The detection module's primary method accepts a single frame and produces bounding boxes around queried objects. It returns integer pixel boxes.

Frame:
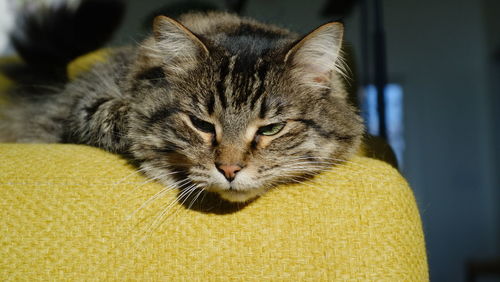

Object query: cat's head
[127,14,364,203]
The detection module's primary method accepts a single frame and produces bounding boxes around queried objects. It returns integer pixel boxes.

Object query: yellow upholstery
[67,48,110,80]
[0,53,428,280]
[0,144,427,280]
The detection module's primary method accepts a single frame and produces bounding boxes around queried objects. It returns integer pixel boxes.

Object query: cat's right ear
[284,22,345,90]
[152,16,209,65]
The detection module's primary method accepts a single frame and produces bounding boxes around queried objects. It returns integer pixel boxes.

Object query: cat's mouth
[181,166,265,203]
[201,182,265,203]
[217,188,263,203]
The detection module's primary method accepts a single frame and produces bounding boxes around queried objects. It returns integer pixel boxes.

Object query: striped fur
[1,12,364,203]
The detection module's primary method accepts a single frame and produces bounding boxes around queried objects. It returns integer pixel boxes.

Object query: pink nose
[216,164,242,182]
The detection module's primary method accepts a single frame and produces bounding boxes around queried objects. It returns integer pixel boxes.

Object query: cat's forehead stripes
[213,54,270,116]
[250,60,269,112]
[258,95,268,119]
[206,91,216,115]
[214,56,233,109]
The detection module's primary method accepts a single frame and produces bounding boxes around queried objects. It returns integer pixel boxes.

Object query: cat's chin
[217,189,262,203]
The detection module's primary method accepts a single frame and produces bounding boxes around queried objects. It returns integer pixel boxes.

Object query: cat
[0,7,364,203]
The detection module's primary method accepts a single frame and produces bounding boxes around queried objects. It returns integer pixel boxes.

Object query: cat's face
[128,15,363,202]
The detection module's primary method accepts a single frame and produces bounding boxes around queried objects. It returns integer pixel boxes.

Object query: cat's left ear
[152,16,209,67]
[285,22,345,89]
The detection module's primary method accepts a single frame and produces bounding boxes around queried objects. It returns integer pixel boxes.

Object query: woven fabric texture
[0,144,428,280]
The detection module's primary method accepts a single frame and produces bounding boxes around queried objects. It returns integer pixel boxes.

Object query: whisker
[187,187,205,210]
[303,156,368,169]
[124,173,166,197]
[113,166,150,186]
[174,185,200,216]
[281,155,366,170]
[126,177,190,220]
[264,173,333,194]
[144,183,197,235]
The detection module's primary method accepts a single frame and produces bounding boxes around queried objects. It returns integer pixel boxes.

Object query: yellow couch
[0,54,428,280]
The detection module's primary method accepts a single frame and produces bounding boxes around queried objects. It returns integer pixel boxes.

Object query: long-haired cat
[0,4,364,203]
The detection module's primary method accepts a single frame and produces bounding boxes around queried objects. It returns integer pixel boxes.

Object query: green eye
[257,122,286,136]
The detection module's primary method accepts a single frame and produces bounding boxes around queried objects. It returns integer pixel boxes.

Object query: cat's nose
[216,163,242,182]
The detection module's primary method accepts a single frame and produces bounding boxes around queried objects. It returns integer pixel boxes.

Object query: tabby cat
[0,11,364,203]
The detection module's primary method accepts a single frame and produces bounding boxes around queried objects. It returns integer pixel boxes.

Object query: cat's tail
[9,0,125,80]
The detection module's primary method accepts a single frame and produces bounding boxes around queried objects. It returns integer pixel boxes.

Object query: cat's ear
[285,22,345,89]
[152,15,209,65]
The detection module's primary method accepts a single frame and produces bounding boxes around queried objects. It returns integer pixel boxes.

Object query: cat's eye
[257,122,286,136]
[189,115,215,134]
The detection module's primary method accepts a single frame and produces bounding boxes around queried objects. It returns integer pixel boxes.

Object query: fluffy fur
[0,12,364,203]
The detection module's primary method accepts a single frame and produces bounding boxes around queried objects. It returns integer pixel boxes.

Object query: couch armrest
[0,144,428,280]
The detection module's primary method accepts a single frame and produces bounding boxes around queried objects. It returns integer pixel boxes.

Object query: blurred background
[0,0,499,281]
